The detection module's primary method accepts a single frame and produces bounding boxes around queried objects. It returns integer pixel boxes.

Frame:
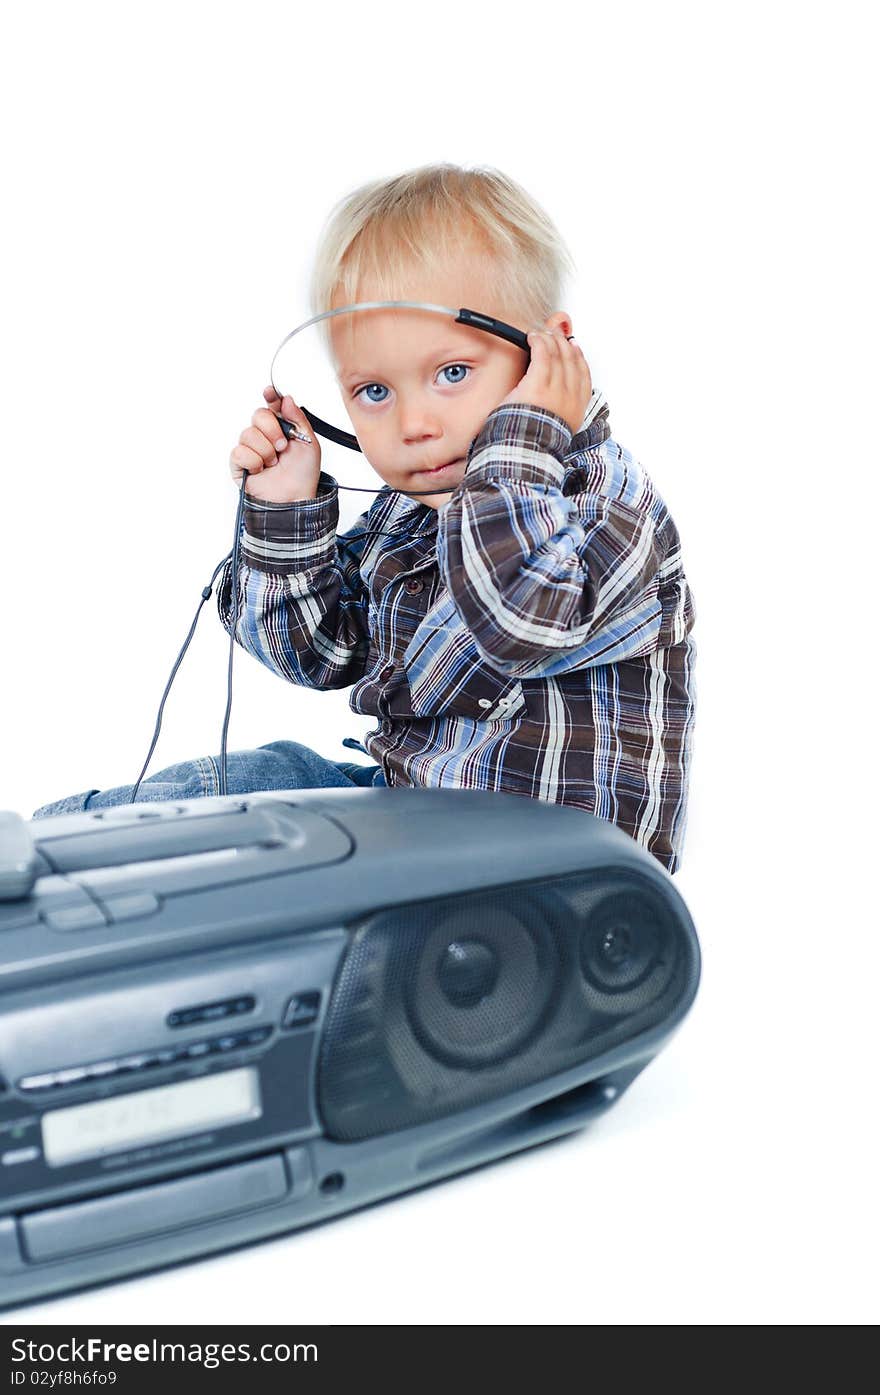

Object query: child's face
[329,261,531,509]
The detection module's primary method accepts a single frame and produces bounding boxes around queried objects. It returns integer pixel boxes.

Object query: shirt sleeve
[436,402,683,680]
[215,472,372,691]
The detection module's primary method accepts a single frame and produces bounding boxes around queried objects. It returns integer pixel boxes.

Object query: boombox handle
[416,1061,650,1178]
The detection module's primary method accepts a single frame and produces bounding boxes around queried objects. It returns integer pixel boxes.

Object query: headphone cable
[131,471,438,804]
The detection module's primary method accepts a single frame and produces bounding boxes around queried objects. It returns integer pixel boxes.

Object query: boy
[32,164,696,875]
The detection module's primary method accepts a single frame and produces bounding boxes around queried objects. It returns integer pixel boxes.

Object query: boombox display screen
[42,1070,262,1168]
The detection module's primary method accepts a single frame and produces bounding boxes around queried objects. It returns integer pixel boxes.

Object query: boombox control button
[117,1055,151,1072]
[54,1068,89,1086]
[102,892,162,924]
[1,1146,40,1167]
[282,992,321,1030]
[240,1027,272,1046]
[19,1073,58,1092]
[167,995,255,1028]
[40,902,109,932]
[17,1028,275,1095]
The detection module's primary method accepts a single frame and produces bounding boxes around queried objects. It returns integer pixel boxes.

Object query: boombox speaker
[0,788,700,1307]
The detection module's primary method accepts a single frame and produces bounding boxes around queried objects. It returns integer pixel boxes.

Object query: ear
[543,310,574,337]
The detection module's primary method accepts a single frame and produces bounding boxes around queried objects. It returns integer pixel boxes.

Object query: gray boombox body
[0,788,700,1308]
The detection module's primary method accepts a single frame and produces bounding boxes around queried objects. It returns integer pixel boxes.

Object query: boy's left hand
[500,325,592,436]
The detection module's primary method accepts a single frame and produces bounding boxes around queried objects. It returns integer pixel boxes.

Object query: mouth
[413,458,464,478]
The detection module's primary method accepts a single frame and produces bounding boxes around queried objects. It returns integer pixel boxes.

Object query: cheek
[354,424,394,475]
[363,418,386,442]
[475,361,524,405]
[500,360,526,394]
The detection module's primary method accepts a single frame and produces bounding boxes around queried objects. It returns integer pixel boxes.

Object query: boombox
[0,788,700,1308]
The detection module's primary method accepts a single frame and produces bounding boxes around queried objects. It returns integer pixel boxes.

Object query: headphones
[130,304,576,802]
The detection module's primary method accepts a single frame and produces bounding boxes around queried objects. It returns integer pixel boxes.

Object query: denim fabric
[30,739,386,819]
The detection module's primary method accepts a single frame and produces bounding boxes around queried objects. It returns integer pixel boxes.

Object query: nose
[398,393,443,446]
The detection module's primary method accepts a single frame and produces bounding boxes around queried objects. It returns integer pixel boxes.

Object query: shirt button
[379,663,395,681]
[404,579,424,594]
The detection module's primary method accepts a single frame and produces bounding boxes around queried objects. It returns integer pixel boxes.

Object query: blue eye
[357,383,389,403]
[354,366,469,403]
[439,364,469,385]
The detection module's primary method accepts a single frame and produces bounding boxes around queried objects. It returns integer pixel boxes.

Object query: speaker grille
[318,869,697,1141]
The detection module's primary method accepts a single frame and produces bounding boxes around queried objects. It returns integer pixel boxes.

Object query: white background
[1,0,876,1325]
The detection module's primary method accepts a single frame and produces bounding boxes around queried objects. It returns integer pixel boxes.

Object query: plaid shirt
[217,395,697,873]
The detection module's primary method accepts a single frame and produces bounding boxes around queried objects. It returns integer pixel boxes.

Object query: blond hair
[309,163,576,330]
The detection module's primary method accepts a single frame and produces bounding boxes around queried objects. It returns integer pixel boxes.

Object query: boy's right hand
[229,387,323,503]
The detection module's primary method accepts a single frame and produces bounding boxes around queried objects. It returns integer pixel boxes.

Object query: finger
[260,390,285,442]
[230,442,269,477]
[526,331,553,386]
[250,407,290,454]
[562,338,592,423]
[279,395,311,427]
[541,328,565,374]
[241,424,280,466]
[558,331,583,394]
[557,323,585,371]
[567,337,592,397]
[574,343,592,398]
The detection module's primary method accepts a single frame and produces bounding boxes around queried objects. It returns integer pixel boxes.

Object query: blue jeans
[30,738,386,819]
